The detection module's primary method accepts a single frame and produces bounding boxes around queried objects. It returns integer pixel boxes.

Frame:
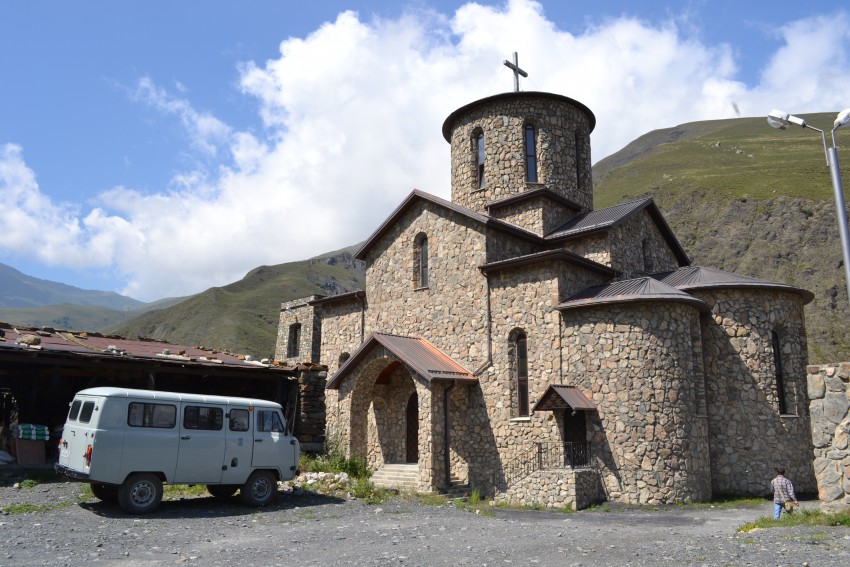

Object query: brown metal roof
[653,266,815,304]
[326,332,475,390]
[309,290,365,306]
[0,324,296,374]
[532,385,597,412]
[545,198,690,266]
[354,189,543,261]
[479,249,618,277]
[556,277,710,313]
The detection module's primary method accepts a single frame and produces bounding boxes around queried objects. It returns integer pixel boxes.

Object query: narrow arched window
[476,132,486,189]
[641,239,652,274]
[287,323,301,358]
[516,333,529,417]
[415,234,429,288]
[772,331,787,414]
[524,124,538,183]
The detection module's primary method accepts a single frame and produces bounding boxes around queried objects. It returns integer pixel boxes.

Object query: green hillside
[592,112,850,364]
[0,297,188,331]
[108,245,365,359]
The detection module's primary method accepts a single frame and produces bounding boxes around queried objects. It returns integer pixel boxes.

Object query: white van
[55,387,300,514]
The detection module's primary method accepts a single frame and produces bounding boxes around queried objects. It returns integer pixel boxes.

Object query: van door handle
[181,436,191,440]
[254,439,263,443]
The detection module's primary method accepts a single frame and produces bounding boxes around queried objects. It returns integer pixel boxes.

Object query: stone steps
[371,463,418,490]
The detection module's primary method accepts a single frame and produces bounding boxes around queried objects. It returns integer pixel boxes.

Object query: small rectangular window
[257,410,285,433]
[68,400,82,421]
[183,406,223,430]
[128,402,177,428]
[229,409,250,432]
[78,401,96,423]
[287,323,301,358]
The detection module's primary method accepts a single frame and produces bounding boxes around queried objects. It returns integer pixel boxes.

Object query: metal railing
[496,441,592,492]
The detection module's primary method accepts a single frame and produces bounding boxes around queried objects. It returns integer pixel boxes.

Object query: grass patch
[738,508,850,533]
[299,438,370,479]
[162,484,208,500]
[411,492,449,506]
[2,502,71,514]
[16,470,60,488]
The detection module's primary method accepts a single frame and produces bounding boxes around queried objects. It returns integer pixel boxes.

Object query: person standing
[771,468,798,519]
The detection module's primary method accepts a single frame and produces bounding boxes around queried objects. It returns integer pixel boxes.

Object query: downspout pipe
[444,380,457,488]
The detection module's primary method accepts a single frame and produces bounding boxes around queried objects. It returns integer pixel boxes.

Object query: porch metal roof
[326,332,475,390]
[532,385,597,413]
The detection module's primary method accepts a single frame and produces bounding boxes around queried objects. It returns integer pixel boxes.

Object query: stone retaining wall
[494,467,603,510]
[807,363,850,512]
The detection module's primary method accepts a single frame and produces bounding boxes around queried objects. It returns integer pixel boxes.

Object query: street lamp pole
[768,108,850,308]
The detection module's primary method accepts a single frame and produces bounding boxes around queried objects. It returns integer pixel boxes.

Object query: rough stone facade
[446,93,594,218]
[274,90,814,508]
[807,363,850,512]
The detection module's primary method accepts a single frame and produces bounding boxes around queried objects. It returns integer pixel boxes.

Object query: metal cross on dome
[503,52,528,92]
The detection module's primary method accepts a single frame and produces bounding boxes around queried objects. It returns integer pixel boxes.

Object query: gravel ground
[1,467,848,567]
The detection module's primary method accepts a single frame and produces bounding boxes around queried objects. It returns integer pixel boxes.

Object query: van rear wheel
[90,483,119,502]
[240,471,277,507]
[207,484,238,499]
[118,473,163,514]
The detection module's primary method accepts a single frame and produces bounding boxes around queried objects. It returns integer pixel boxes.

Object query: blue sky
[1,0,849,301]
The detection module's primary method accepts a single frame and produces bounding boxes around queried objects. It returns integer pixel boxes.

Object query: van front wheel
[90,483,119,502]
[240,471,277,507]
[118,473,163,514]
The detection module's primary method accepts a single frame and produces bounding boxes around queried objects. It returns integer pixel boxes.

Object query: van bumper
[54,463,90,481]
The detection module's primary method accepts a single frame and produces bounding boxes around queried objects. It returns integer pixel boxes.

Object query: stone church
[275,87,817,508]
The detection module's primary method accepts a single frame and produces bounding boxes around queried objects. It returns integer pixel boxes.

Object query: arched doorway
[406,392,418,463]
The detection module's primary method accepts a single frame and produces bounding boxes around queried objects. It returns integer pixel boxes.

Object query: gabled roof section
[556,277,710,312]
[479,249,618,277]
[545,198,690,265]
[532,385,597,413]
[354,189,542,260]
[326,332,475,390]
[486,188,582,215]
[653,266,815,304]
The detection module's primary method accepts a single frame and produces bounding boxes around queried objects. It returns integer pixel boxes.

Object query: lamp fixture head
[767,109,807,129]
[835,108,850,130]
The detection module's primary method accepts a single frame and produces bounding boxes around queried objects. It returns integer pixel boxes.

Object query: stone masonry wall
[609,211,682,278]
[807,363,850,512]
[360,203,490,371]
[561,302,712,504]
[495,468,603,510]
[695,289,816,496]
[489,195,578,237]
[275,296,323,364]
[448,94,594,218]
[316,297,364,374]
[295,370,327,453]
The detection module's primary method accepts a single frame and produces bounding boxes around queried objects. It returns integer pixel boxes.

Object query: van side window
[78,401,96,423]
[183,406,223,430]
[68,400,82,421]
[229,409,250,432]
[257,410,284,433]
[128,402,177,428]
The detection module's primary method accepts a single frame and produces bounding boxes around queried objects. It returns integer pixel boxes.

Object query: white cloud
[2,0,849,301]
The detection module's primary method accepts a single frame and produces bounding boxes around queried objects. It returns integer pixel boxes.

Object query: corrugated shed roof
[653,266,814,304]
[556,277,710,312]
[0,324,297,374]
[532,385,597,412]
[326,332,474,390]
